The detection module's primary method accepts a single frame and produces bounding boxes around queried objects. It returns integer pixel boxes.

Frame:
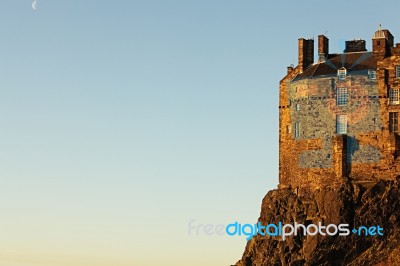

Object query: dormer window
[368,70,377,79]
[338,68,347,80]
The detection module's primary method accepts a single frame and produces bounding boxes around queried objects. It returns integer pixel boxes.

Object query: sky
[0,0,399,265]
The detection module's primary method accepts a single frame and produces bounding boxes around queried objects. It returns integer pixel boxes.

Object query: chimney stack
[318,35,329,62]
[344,40,366,53]
[298,38,314,73]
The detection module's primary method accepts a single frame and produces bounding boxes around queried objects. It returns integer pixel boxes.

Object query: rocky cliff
[235,177,400,266]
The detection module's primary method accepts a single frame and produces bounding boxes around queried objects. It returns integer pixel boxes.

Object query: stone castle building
[279,26,400,192]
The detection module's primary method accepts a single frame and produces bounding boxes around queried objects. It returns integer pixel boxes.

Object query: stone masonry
[279,26,400,194]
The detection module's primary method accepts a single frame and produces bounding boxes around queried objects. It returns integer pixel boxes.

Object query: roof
[373,25,387,39]
[294,51,377,80]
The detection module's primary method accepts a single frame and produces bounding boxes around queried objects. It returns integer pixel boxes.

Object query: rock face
[235,178,400,266]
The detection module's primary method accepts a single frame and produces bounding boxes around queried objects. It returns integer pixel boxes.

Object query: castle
[279,26,400,192]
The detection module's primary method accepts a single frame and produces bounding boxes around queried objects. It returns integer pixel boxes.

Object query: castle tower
[279,27,400,194]
[372,25,393,59]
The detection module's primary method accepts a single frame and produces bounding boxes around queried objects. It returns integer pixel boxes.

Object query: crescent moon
[32,0,38,10]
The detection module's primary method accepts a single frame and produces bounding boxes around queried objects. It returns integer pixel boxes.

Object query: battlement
[279,26,400,193]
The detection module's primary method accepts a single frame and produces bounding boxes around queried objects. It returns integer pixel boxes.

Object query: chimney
[298,38,314,73]
[344,40,367,53]
[318,35,329,62]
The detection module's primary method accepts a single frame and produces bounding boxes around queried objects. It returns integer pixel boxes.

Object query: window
[389,112,398,133]
[296,103,300,111]
[336,115,347,134]
[338,68,347,80]
[287,125,291,134]
[368,70,376,79]
[337,87,348,106]
[294,122,300,138]
[396,66,400,78]
[389,88,400,105]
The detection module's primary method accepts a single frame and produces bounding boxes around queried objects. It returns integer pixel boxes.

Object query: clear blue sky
[0,1,399,265]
